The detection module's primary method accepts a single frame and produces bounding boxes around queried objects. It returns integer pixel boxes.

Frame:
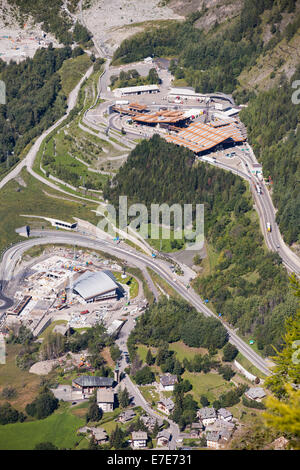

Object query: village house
[190,422,203,438]
[157,430,171,447]
[117,410,136,423]
[72,376,114,398]
[217,408,233,422]
[197,407,217,426]
[140,415,163,431]
[97,389,115,412]
[159,374,178,391]
[157,397,175,415]
[206,431,221,449]
[131,431,148,448]
[245,387,266,402]
[77,426,108,444]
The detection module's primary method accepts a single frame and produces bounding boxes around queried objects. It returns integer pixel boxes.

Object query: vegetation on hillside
[0,45,73,175]
[110,68,161,90]
[112,0,298,97]
[105,136,294,354]
[128,297,228,351]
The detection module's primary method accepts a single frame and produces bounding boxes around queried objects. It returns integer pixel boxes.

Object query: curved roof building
[72,270,118,301]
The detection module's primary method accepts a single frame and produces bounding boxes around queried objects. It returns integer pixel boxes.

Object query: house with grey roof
[140,415,163,431]
[206,431,221,449]
[245,387,266,401]
[157,398,175,415]
[131,431,148,448]
[197,407,217,426]
[217,408,233,422]
[159,374,178,391]
[118,410,136,423]
[157,430,171,447]
[97,389,115,412]
[77,426,108,443]
[72,375,114,397]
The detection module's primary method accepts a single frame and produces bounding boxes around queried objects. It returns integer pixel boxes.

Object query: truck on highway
[266,222,271,232]
[256,184,262,194]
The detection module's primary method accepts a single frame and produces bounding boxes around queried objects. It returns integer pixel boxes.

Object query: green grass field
[0,169,99,254]
[169,341,209,361]
[58,53,93,96]
[112,271,139,299]
[0,404,85,450]
[183,371,233,404]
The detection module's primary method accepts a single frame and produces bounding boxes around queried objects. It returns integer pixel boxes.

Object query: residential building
[77,426,108,444]
[118,410,136,423]
[157,430,171,447]
[97,389,115,412]
[131,431,148,448]
[206,431,221,449]
[217,408,233,422]
[245,387,266,402]
[197,407,217,426]
[140,415,163,431]
[157,398,175,415]
[72,376,114,397]
[190,422,203,438]
[159,374,178,391]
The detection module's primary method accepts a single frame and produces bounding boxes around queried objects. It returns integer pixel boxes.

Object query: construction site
[0,26,59,63]
[3,248,147,338]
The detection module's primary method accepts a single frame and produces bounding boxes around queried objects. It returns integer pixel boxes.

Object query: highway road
[196,152,300,275]
[0,230,272,376]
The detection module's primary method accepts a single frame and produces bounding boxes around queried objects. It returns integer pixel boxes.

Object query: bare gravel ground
[81,0,184,54]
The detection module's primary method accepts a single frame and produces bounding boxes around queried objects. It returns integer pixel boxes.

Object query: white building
[72,270,119,302]
[131,431,148,448]
[217,408,233,422]
[97,389,115,412]
[159,374,178,391]
[113,84,159,97]
[197,407,217,426]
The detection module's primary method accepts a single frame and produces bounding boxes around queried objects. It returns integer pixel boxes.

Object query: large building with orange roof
[165,120,246,154]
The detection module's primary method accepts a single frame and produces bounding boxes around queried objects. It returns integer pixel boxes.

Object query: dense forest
[128,297,228,351]
[105,136,297,354]
[110,68,161,90]
[112,0,298,96]
[0,45,75,175]
[240,67,300,245]
[104,134,247,233]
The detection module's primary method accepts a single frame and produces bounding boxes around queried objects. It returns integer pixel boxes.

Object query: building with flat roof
[113,84,159,97]
[72,270,119,302]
